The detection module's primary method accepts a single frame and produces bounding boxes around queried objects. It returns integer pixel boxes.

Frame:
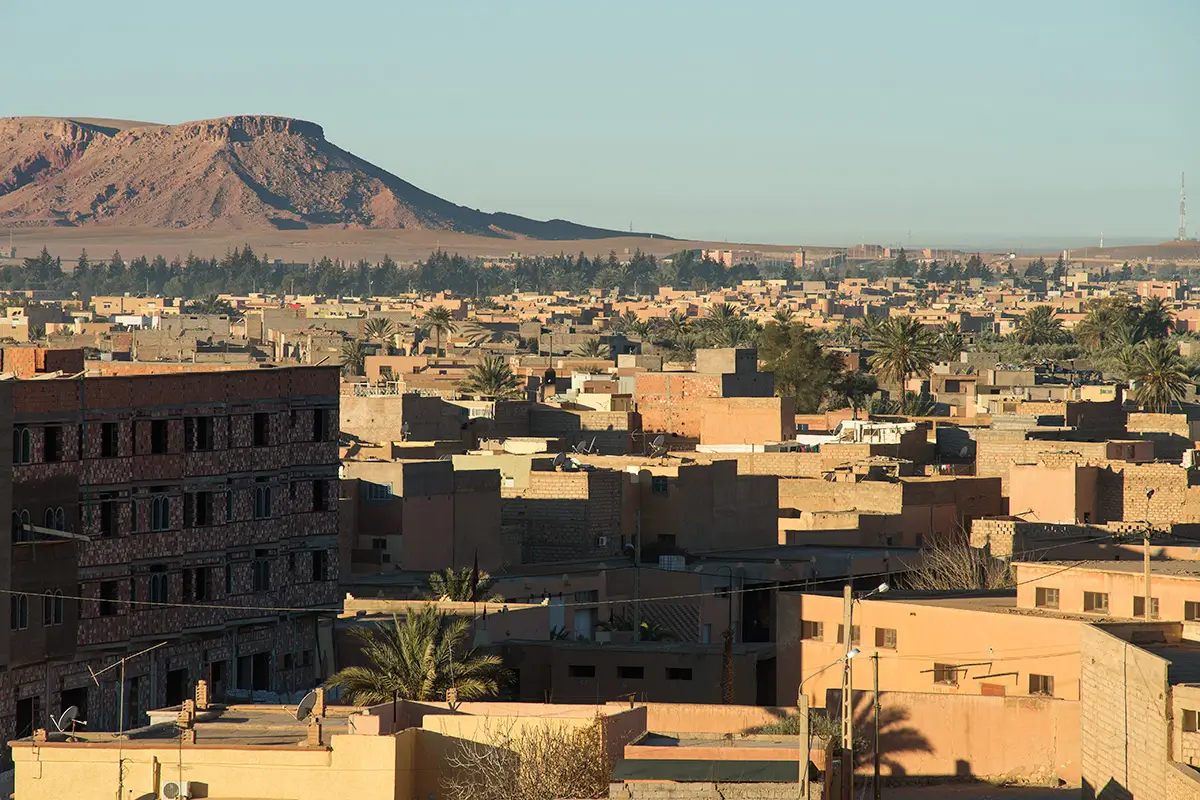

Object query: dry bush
[906,536,1013,591]
[442,717,612,800]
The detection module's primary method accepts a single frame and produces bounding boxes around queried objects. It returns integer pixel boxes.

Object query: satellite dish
[439,453,453,461]
[295,690,319,722]
[52,706,84,732]
[651,434,665,450]
[572,441,589,455]
[552,452,567,470]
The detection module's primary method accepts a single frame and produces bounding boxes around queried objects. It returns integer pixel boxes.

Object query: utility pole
[799,691,810,800]
[873,653,881,800]
[1145,488,1155,619]
[841,584,854,798]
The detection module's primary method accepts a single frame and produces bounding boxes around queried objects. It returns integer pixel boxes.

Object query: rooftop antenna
[552,452,567,471]
[87,641,169,737]
[1176,172,1185,241]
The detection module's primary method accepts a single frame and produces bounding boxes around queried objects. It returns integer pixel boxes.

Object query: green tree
[1013,305,1064,346]
[340,339,368,376]
[1138,296,1174,340]
[832,371,878,420]
[758,321,845,413]
[364,317,397,341]
[1074,297,1136,351]
[422,305,456,357]
[866,317,936,388]
[572,337,611,359]
[325,605,509,704]
[1128,339,1191,413]
[889,248,913,278]
[459,355,525,399]
[936,321,964,363]
[428,567,503,602]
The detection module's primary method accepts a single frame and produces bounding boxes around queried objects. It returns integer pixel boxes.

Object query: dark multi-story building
[0,360,340,747]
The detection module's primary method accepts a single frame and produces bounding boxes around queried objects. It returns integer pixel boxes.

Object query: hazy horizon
[4,1,1197,247]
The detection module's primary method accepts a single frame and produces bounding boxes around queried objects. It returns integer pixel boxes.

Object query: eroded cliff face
[0,115,648,240]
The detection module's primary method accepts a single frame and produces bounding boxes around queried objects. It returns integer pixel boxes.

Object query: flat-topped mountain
[0,115,661,239]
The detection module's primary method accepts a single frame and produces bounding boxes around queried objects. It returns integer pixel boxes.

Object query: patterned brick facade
[0,366,340,755]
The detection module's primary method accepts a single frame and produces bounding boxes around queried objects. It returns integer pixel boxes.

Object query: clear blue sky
[4,0,1197,249]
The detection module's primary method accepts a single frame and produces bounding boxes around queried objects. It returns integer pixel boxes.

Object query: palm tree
[191,294,233,315]
[1139,296,1175,340]
[1013,305,1063,346]
[340,339,368,376]
[1074,297,1134,351]
[1128,339,1191,412]
[771,307,795,326]
[573,337,611,359]
[459,355,525,399]
[428,567,503,602]
[422,306,456,357]
[660,309,690,343]
[364,317,397,341]
[936,321,964,363]
[866,317,937,388]
[325,605,508,704]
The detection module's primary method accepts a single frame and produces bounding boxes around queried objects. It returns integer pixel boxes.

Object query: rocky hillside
[0,115,658,239]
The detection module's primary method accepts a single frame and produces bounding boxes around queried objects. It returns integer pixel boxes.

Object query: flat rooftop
[1017,560,1200,579]
[27,705,359,747]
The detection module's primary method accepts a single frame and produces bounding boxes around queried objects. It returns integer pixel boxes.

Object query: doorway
[58,686,88,729]
[165,668,187,707]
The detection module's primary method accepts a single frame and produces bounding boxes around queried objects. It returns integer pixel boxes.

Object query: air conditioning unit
[161,780,191,800]
[594,536,608,547]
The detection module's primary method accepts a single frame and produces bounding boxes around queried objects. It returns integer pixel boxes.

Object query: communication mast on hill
[1180,172,1188,242]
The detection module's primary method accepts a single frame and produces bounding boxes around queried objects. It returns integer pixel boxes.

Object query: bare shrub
[906,536,1013,591]
[441,717,612,800]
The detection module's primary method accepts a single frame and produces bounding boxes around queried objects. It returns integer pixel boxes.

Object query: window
[1035,587,1059,609]
[618,666,644,680]
[253,413,271,447]
[150,419,169,454]
[252,550,271,592]
[1083,591,1109,614]
[365,481,393,500]
[224,558,234,595]
[283,653,294,670]
[254,483,272,519]
[371,538,386,550]
[44,426,62,462]
[313,479,329,512]
[226,487,235,523]
[187,491,213,527]
[148,568,169,604]
[1184,710,1199,733]
[100,422,119,458]
[933,663,958,685]
[1134,596,1160,620]
[836,624,861,646]
[800,620,824,641]
[568,664,596,678]
[99,499,115,538]
[666,667,693,681]
[1029,674,1054,696]
[13,427,31,464]
[189,567,212,603]
[151,494,170,532]
[651,476,669,494]
[875,627,898,649]
[99,581,119,617]
[10,594,28,630]
[1187,602,1200,622]
[185,416,215,452]
[42,591,64,627]
[313,408,329,442]
[311,550,328,582]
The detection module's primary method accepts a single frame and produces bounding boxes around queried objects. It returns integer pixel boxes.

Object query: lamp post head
[876,582,890,594]
[845,648,861,661]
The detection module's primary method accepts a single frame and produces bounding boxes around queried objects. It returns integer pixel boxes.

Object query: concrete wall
[698,397,795,446]
[1080,625,1171,799]
[11,732,411,800]
[833,688,1080,785]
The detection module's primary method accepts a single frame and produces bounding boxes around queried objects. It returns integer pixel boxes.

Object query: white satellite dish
[52,705,85,732]
[295,690,319,722]
[651,434,665,450]
[552,452,567,470]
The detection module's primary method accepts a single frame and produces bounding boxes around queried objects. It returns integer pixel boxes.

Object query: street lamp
[840,581,889,797]
[798,649,859,800]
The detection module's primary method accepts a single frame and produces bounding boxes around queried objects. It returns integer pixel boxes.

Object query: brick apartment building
[1,362,340,747]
